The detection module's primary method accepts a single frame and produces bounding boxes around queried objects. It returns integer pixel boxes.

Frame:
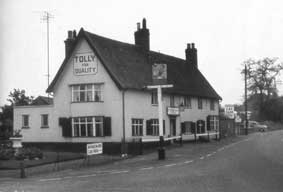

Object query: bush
[15,147,43,160]
[0,148,14,160]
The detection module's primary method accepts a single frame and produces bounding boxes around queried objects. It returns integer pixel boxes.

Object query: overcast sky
[1,0,283,106]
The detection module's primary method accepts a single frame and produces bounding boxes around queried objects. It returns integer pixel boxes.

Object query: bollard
[20,161,26,178]
[180,134,183,146]
[139,138,143,155]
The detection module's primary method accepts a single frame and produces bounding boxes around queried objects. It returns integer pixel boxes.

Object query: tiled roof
[31,96,53,105]
[47,29,221,100]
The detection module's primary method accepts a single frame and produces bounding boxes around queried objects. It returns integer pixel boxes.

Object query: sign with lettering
[86,143,103,156]
[73,53,98,75]
[167,107,180,116]
[152,63,167,85]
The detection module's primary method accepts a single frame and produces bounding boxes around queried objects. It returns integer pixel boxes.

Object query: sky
[1,0,283,106]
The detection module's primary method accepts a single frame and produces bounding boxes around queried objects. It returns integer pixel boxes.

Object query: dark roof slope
[31,96,53,105]
[47,29,221,100]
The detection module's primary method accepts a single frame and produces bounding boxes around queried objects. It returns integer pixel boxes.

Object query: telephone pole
[245,64,248,135]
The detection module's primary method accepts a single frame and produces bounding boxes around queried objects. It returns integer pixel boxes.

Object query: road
[1,130,283,192]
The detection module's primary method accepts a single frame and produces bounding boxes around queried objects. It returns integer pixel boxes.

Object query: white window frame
[72,116,103,137]
[132,119,143,136]
[41,114,49,128]
[151,119,159,136]
[198,98,203,109]
[210,100,215,111]
[22,115,29,128]
[151,91,158,105]
[209,116,219,132]
[71,84,103,102]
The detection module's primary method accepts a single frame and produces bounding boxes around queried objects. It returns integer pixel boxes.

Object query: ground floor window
[22,115,29,128]
[132,119,143,136]
[196,120,206,134]
[207,115,219,131]
[181,121,196,134]
[41,114,49,128]
[146,119,165,136]
[70,116,111,137]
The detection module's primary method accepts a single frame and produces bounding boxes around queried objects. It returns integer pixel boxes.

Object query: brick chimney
[134,18,150,50]
[185,43,198,68]
[64,30,77,57]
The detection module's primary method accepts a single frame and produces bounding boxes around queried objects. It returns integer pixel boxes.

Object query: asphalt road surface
[1,130,283,192]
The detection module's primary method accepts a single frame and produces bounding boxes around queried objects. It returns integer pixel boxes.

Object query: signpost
[147,63,173,160]
[87,143,103,156]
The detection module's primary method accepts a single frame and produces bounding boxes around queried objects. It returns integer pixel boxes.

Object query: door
[170,118,176,136]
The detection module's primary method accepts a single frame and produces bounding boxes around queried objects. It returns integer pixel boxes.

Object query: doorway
[170,118,176,136]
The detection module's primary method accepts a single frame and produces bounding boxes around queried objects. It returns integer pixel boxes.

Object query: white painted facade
[14,37,220,144]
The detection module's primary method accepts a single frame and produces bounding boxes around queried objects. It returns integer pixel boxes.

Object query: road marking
[77,174,96,178]
[218,147,225,151]
[139,167,153,170]
[164,163,177,167]
[184,160,193,164]
[206,154,212,157]
[63,176,73,179]
[200,156,205,160]
[110,170,129,174]
[39,178,62,182]
[212,151,217,154]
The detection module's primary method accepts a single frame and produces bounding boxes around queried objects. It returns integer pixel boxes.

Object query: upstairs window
[41,114,49,128]
[22,115,29,128]
[210,100,215,111]
[198,98,203,109]
[151,91,158,105]
[72,84,103,102]
[184,96,192,108]
[170,95,175,107]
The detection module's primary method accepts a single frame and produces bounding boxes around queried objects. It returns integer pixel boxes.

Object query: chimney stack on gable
[64,30,77,58]
[134,18,150,50]
[185,43,198,68]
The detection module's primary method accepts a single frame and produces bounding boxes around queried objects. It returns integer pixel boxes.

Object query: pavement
[1,131,283,192]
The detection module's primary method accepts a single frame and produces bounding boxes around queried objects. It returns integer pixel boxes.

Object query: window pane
[87,90,92,101]
[22,115,29,127]
[87,124,93,136]
[41,115,48,127]
[73,91,80,102]
[74,124,80,136]
[81,124,86,136]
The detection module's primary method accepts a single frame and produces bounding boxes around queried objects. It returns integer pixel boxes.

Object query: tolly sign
[73,53,98,75]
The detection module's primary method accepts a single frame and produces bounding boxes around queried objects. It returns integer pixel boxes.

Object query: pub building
[13,19,221,154]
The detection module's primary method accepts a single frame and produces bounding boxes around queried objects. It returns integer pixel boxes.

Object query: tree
[241,58,283,120]
[7,89,34,106]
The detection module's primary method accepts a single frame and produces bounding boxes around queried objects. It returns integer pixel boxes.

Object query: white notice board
[86,143,103,156]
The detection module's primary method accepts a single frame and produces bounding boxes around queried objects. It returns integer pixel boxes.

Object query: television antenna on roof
[40,11,54,98]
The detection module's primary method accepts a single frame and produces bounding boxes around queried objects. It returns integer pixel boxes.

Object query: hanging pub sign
[152,63,167,85]
[73,53,98,75]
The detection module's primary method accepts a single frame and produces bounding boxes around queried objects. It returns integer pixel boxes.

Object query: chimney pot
[68,30,73,39]
[137,23,141,30]
[187,43,191,49]
[142,18,147,29]
[192,43,195,49]
[73,30,77,38]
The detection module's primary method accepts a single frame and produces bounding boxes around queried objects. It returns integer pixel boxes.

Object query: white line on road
[110,170,129,174]
[184,160,193,164]
[39,178,62,182]
[164,163,177,167]
[77,174,97,178]
[200,156,205,160]
[206,154,212,157]
[139,167,153,170]
[63,176,73,179]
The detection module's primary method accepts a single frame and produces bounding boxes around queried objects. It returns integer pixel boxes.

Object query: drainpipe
[122,90,126,156]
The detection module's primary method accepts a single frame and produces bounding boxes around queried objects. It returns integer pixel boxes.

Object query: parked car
[250,121,268,132]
